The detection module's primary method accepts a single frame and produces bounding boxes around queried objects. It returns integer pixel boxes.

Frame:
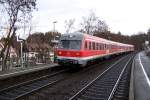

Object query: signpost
[17,36,24,67]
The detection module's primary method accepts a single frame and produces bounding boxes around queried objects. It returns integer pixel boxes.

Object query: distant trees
[27,31,61,46]
[94,31,129,43]
[80,11,97,35]
[27,32,45,44]
[80,10,109,35]
[130,32,146,50]
[0,0,37,71]
[95,20,109,33]
[44,31,61,46]
[147,28,150,43]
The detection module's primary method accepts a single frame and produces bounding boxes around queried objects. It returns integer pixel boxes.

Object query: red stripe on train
[56,49,122,57]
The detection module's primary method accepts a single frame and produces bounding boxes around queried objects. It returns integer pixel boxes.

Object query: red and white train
[56,32,134,67]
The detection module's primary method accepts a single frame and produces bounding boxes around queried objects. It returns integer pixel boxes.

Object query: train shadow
[65,65,83,73]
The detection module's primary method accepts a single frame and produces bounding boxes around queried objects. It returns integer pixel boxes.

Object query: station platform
[130,51,150,100]
[0,63,58,80]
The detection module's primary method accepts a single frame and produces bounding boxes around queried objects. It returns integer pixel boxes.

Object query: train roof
[84,33,133,47]
[61,32,134,47]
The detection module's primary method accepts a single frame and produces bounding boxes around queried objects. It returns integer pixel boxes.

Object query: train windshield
[59,40,81,50]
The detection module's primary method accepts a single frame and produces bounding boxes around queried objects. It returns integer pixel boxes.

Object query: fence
[0,54,54,71]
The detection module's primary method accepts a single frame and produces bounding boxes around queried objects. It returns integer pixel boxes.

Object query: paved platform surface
[0,63,58,80]
[130,51,150,100]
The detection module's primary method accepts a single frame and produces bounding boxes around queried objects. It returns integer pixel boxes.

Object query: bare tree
[80,11,98,35]
[95,20,109,33]
[64,19,75,33]
[0,0,37,71]
[79,10,109,35]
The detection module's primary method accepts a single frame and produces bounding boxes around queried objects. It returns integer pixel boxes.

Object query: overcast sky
[30,0,150,36]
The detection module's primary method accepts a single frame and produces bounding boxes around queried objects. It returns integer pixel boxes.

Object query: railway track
[0,54,134,100]
[112,59,132,100]
[69,54,134,100]
[23,54,126,100]
[0,69,69,100]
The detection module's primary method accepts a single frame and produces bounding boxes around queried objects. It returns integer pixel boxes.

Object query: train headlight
[76,52,80,56]
[58,51,62,55]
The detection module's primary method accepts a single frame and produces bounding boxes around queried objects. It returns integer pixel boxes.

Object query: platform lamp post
[53,21,57,40]
[17,36,24,67]
[52,21,57,63]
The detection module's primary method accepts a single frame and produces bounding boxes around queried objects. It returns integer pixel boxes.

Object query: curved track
[69,54,134,100]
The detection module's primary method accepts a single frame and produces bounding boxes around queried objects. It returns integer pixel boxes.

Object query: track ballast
[69,54,134,100]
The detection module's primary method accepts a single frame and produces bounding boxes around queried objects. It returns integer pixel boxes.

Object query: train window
[60,40,81,50]
[103,44,105,50]
[93,42,95,50]
[112,45,114,49]
[89,42,92,50]
[107,44,109,49]
[104,44,106,50]
[106,44,108,49]
[105,44,107,49]
[99,43,101,50]
[101,43,103,50]
[103,44,104,50]
[98,43,100,50]
[101,43,104,50]
[85,41,88,50]
[96,43,99,50]
[108,45,110,49]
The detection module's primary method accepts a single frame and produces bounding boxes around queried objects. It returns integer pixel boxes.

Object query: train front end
[56,32,86,67]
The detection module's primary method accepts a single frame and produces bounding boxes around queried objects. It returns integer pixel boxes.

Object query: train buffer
[0,63,58,80]
[130,51,150,100]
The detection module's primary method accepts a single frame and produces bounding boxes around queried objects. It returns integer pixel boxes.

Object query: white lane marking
[0,64,56,77]
[139,53,150,86]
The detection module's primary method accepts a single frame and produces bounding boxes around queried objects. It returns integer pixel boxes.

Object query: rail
[69,54,134,100]
[0,69,68,100]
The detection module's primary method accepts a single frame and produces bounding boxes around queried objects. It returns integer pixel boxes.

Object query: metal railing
[0,55,54,71]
